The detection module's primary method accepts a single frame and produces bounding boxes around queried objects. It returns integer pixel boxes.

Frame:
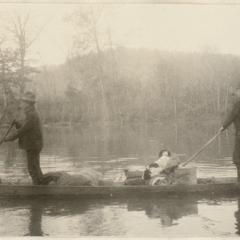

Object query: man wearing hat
[3,91,55,185]
[220,85,240,182]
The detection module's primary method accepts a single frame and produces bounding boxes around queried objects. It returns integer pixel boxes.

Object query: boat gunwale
[0,177,239,198]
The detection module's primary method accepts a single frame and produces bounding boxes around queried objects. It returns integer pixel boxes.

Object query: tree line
[34,48,240,125]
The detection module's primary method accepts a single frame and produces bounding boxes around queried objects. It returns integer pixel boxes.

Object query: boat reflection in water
[127,197,198,227]
[0,196,198,236]
[0,198,98,236]
[3,196,240,236]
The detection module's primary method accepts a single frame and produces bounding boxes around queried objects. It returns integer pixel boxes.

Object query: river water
[0,122,239,236]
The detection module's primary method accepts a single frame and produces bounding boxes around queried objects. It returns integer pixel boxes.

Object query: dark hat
[21,91,36,103]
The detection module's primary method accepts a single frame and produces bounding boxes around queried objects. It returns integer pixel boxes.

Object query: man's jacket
[7,107,43,150]
[223,100,240,135]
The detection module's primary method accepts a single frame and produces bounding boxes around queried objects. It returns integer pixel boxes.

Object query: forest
[0,8,240,127]
[34,48,240,126]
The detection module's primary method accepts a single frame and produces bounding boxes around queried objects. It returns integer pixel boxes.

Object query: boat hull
[0,178,240,198]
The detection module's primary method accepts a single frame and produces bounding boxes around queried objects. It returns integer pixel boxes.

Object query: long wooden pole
[0,121,15,146]
[181,129,222,167]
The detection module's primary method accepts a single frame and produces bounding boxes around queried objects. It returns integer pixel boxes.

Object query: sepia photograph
[1,0,240,237]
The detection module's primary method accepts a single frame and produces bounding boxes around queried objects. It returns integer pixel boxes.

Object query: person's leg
[143,168,151,180]
[26,150,43,185]
[237,166,240,182]
[233,137,240,182]
[40,174,57,185]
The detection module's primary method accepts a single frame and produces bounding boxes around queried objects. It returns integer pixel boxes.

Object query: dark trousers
[237,166,240,183]
[26,149,54,185]
[233,137,240,182]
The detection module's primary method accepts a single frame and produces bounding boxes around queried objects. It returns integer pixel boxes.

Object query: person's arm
[4,114,35,141]
[221,102,240,131]
[149,163,159,168]
[14,120,23,129]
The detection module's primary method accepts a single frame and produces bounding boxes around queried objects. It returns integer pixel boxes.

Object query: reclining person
[143,149,171,180]
[143,149,180,185]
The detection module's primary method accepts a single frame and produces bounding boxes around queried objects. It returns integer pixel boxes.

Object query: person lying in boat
[143,149,171,180]
[124,149,181,185]
[143,149,180,185]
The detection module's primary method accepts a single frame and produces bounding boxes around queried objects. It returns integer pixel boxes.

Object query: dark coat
[223,100,240,165]
[6,107,43,151]
[223,100,240,134]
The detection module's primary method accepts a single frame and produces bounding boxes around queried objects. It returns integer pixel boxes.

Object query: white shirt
[155,156,170,169]
[150,156,170,177]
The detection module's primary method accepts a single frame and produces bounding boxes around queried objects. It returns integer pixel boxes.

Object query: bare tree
[0,12,48,125]
[68,6,110,122]
[0,37,19,124]
[6,13,48,93]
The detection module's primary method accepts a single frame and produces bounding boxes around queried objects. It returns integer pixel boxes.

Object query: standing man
[3,91,55,185]
[220,86,240,182]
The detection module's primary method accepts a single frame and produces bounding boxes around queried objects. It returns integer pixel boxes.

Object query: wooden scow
[0,177,239,198]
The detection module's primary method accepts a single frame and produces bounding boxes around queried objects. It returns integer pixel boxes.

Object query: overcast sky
[1,3,240,65]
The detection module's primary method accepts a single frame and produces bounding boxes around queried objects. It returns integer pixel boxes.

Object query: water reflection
[0,198,97,236]
[0,197,199,236]
[26,202,44,236]
[235,198,240,235]
[127,197,198,227]
[2,196,240,236]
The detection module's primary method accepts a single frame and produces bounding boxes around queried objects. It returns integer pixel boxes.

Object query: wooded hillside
[32,48,240,125]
